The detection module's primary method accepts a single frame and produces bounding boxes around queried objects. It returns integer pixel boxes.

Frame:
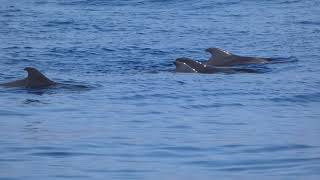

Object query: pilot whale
[205,48,271,66]
[0,67,57,88]
[175,58,258,74]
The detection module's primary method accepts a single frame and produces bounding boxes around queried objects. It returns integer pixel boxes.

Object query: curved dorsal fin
[24,67,56,88]
[205,48,234,66]
[206,48,232,58]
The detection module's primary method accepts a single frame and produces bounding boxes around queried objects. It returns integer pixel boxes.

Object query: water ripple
[0,0,319,179]
[30,151,105,158]
[231,144,315,154]
[297,21,320,26]
[271,92,320,103]
[187,157,320,172]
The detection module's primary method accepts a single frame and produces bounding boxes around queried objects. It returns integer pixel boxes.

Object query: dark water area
[0,0,320,179]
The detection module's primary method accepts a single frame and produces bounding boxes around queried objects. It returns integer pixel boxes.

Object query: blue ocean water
[0,0,320,179]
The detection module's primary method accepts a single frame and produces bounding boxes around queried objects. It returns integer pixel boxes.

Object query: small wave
[271,92,320,103]
[101,47,116,52]
[219,163,299,172]
[3,146,65,153]
[86,169,153,173]
[0,109,31,117]
[201,121,247,126]
[215,0,241,6]
[44,19,76,27]
[166,125,192,129]
[278,0,302,4]
[46,47,94,58]
[183,103,244,109]
[238,144,315,154]
[191,0,241,10]
[160,146,209,152]
[0,6,22,14]
[145,150,194,158]
[22,99,48,105]
[296,21,320,26]
[0,158,26,162]
[2,46,20,50]
[187,156,320,172]
[54,175,90,178]
[57,0,143,7]
[56,0,87,6]
[30,151,104,158]
[34,1,49,5]
[57,82,93,90]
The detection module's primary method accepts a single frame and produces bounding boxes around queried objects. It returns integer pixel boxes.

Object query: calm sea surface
[0,0,320,179]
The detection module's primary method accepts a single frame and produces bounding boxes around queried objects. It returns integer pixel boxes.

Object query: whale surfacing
[175,58,258,74]
[0,67,56,88]
[205,48,271,66]
[174,58,204,73]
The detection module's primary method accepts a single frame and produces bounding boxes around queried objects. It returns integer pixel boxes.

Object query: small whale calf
[175,57,258,74]
[0,67,56,88]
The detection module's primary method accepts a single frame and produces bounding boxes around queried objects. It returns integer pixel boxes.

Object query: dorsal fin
[205,48,234,66]
[24,67,56,88]
[206,48,232,58]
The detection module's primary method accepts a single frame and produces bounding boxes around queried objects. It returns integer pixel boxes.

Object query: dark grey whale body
[174,47,275,73]
[0,67,56,88]
[174,58,258,74]
[205,48,271,66]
